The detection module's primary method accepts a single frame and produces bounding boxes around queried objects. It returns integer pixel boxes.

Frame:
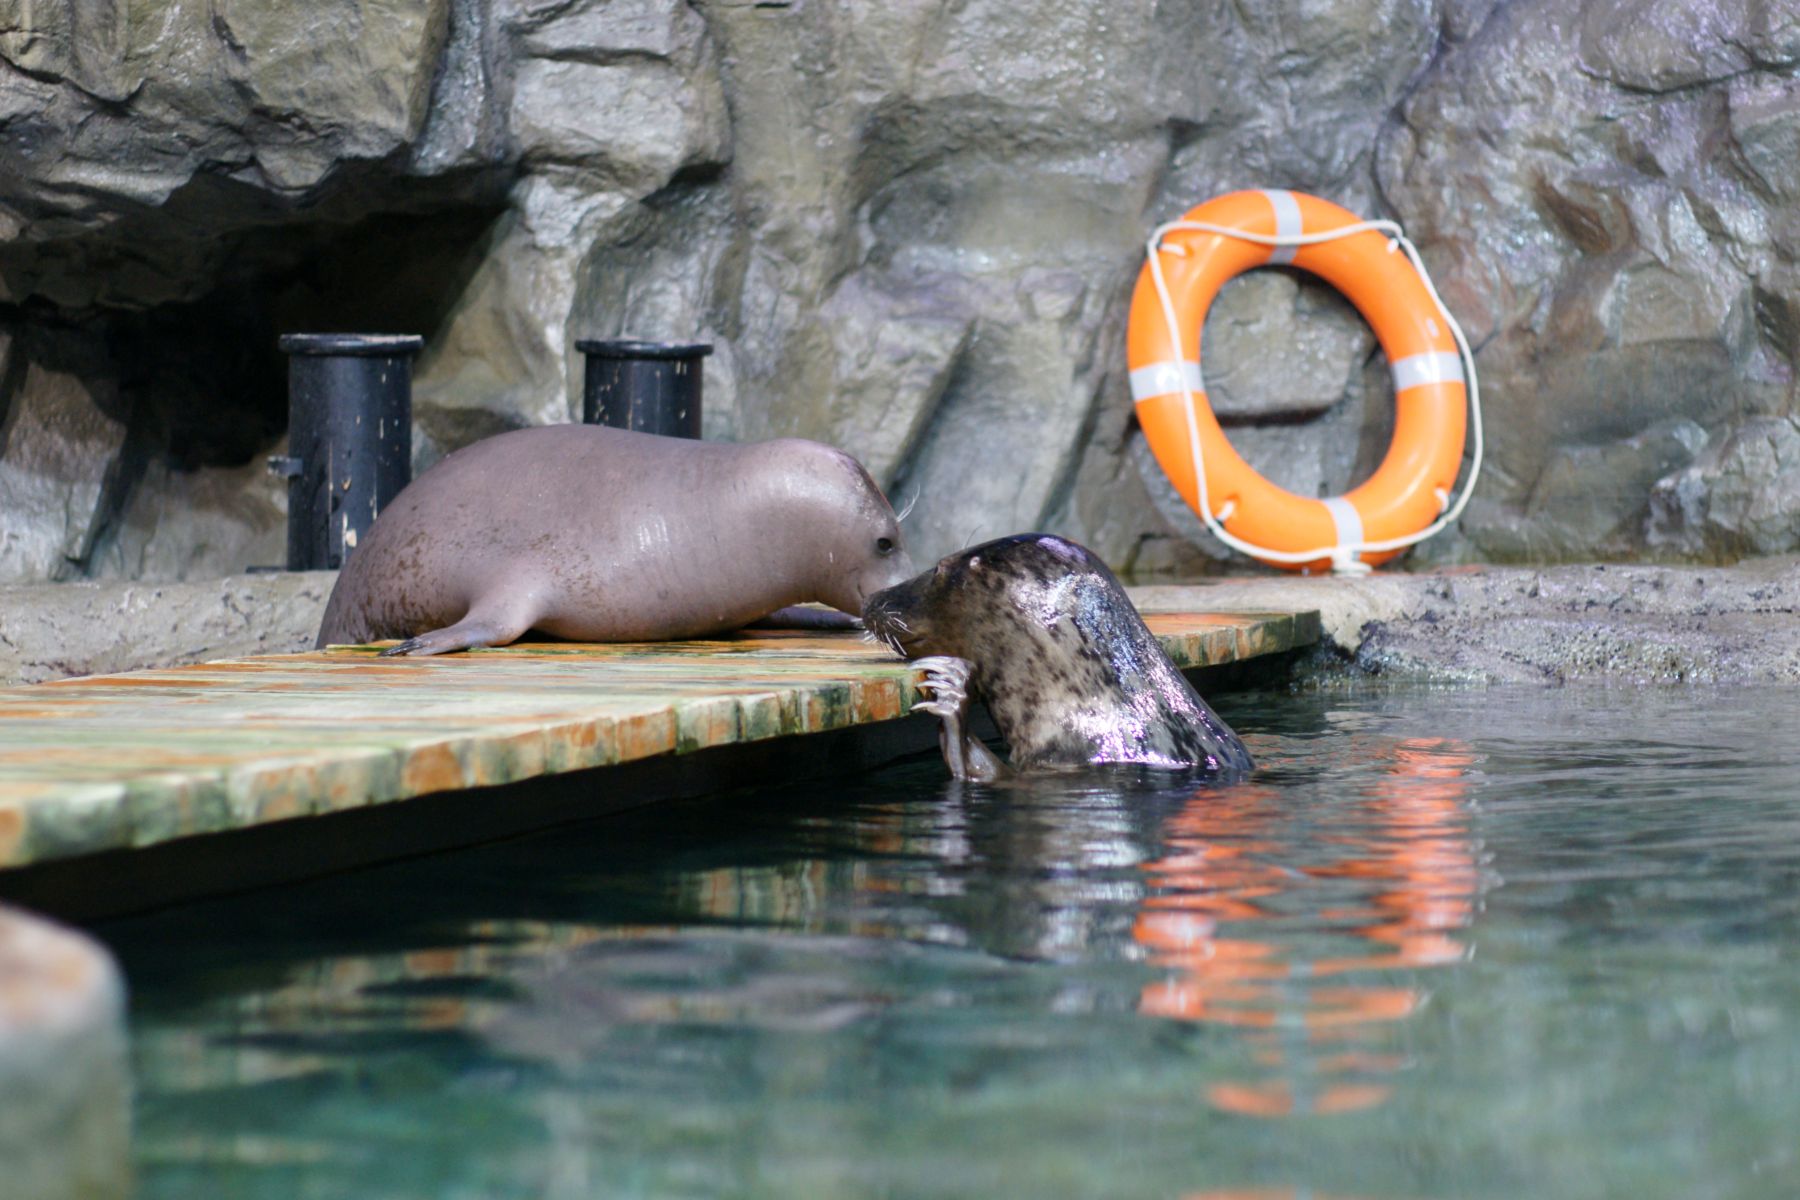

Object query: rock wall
[2,0,1797,583]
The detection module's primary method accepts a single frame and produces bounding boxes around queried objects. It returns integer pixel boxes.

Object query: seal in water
[316,424,916,654]
[861,533,1253,782]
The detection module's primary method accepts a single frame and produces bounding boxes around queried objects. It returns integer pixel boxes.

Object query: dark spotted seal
[316,424,915,655]
[861,533,1253,782]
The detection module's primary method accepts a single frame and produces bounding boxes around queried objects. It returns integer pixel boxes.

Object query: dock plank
[0,611,1317,872]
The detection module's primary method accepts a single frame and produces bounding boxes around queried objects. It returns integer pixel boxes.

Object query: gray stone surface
[1379,0,1800,565]
[3,0,1800,580]
[1135,557,1800,685]
[0,904,130,1200]
[0,0,461,306]
[0,572,332,685]
[0,357,124,581]
[1647,416,1800,559]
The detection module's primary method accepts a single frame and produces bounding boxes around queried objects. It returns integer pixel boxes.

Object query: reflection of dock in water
[1137,738,1484,1117]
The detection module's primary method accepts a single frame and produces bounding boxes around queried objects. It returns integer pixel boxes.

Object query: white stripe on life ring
[1390,350,1465,393]
[1129,359,1205,402]
[1322,495,1364,552]
[1261,189,1302,266]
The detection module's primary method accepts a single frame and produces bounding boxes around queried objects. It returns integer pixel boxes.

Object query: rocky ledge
[0,572,332,685]
[1136,558,1800,686]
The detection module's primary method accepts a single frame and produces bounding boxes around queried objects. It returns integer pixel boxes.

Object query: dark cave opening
[0,200,507,578]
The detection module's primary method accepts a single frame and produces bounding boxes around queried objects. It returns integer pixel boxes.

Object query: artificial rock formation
[3,0,1800,584]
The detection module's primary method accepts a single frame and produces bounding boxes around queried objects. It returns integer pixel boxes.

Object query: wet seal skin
[316,424,915,655]
[863,533,1253,783]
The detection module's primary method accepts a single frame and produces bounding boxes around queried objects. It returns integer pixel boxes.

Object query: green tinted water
[106,687,1800,1199]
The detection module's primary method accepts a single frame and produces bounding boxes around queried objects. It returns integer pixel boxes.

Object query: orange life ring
[1126,189,1468,571]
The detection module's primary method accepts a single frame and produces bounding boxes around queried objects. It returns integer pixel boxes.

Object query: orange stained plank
[0,803,20,863]
[0,612,1315,870]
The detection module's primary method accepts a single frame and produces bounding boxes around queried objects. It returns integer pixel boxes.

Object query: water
[104,687,1800,1199]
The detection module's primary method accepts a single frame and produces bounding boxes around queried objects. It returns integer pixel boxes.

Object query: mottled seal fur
[862,533,1253,781]
[316,424,915,654]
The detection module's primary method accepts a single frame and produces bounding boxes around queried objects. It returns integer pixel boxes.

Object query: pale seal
[861,533,1253,782]
[316,424,915,654]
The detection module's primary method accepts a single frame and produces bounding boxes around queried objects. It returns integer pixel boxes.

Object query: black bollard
[576,339,711,438]
[271,333,421,572]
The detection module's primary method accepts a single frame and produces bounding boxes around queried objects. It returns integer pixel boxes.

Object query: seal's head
[764,439,915,616]
[864,532,1253,777]
[861,532,1110,664]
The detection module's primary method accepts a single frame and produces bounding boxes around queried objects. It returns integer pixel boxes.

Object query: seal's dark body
[864,534,1252,778]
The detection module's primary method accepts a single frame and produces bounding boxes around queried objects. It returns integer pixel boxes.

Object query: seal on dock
[315,424,915,654]
[861,533,1253,782]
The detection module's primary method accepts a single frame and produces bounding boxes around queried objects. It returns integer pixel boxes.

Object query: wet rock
[1201,272,1376,421]
[1578,0,1800,93]
[0,359,125,583]
[0,571,333,685]
[1647,416,1800,558]
[1470,418,1710,560]
[92,457,289,581]
[413,0,729,442]
[1380,0,1792,567]
[809,272,973,485]
[1132,556,1800,685]
[0,0,506,581]
[413,178,637,447]
[506,0,727,184]
[0,905,131,1200]
[1355,609,1800,685]
[0,322,294,584]
[0,0,463,308]
[8,0,1800,583]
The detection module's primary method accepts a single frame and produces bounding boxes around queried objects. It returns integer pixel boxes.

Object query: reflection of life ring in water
[1127,189,1478,572]
[1134,737,1480,1117]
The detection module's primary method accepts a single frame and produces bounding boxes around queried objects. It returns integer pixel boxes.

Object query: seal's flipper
[379,598,538,657]
[746,605,862,631]
[912,656,1006,783]
[938,719,1006,784]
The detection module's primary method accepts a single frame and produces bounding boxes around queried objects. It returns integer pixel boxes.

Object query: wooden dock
[0,608,1318,917]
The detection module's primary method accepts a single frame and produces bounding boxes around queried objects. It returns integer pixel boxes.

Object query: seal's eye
[876,536,896,556]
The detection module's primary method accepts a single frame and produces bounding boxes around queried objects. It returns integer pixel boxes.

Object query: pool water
[105,687,1800,1199]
